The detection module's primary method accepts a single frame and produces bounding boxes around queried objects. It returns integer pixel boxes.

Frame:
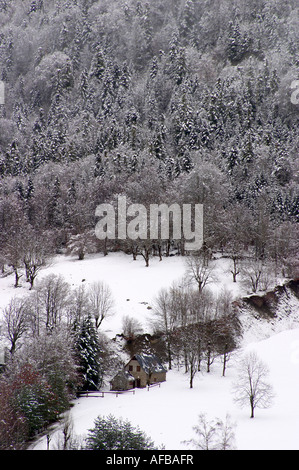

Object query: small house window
[129,365,133,371]
[137,366,141,372]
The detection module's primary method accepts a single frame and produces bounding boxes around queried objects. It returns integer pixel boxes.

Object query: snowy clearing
[0,251,245,336]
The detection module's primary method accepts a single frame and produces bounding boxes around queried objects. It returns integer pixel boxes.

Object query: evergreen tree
[89,45,106,81]
[76,315,102,391]
[227,20,251,64]
[179,0,197,45]
[85,414,156,450]
[48,176,64,228]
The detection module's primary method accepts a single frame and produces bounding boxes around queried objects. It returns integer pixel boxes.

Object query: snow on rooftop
[134,353,167,374]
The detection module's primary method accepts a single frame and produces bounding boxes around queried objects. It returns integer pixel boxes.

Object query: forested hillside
[0,0,298,268]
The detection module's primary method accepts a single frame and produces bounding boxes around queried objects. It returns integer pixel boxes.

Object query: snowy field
[0,252,299,450]
[0,251,244,337]
[30,328,299,451]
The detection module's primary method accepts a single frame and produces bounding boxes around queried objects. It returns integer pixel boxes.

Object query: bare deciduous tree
[88,281,114,329]
[23,229,50,290]
[31,274,71,333]
[225,203,254,282]
[2,297,29,354]
[152,287,177,370]
[241,257,276,293]
[51,413,84,450]
[0,196,28,288]
[233,351,274,418]
[67,284,90,327]
[4,232,25,288]
[185,252,214,292]
[241,258,263,293]
[183,413,236,450]
[122,315,143,341]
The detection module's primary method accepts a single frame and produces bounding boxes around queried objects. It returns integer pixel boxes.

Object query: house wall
[124,359,166,388]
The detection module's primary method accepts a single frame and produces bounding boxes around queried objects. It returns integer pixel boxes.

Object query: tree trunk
[141,247,150,267]
[206,344,211,373]
[158,244,162,261]
[250,396,255,418]
[222,352,227,377]
[222,345,228,377]
[166,240,170,257]
[231,256,239,282]
[78,247,85,260]
[103,238,108,256]
[132,248,137,260]
[167,340,172,370]
[189,363,194,388]
[13,266,21,288]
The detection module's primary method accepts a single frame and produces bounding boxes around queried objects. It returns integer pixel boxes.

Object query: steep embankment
[237,279,299,345]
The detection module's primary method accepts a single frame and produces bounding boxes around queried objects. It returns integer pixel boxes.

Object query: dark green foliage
[13,364,61,438]
[16,382,58,436]
[227,21,252,64]
[76,315,102,391]
[85,414,156,450]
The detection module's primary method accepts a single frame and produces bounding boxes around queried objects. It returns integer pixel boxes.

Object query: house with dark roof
[110,353,167,390]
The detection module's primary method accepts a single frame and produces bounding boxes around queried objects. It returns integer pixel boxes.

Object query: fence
[78,382,162,398]
[77,389,136,398]
[146,382,161,390]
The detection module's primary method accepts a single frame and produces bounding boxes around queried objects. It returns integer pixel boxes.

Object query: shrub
[13,364,60,437]
[85,414,156,450]
[0,381,28,450]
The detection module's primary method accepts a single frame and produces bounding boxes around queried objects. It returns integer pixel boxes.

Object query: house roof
[132,353,167,374]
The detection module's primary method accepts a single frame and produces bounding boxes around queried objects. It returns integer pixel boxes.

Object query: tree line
[0,156,298,283]
[0,0,298,276]
[0,273,119,449]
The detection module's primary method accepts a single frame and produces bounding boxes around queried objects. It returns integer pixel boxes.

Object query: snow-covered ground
[30,328,299,451]
[1,252,299,450]
[0,251,246,334]
[0,251,245,337]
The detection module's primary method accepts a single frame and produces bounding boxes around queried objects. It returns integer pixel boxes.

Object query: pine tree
[167,34,187,86]
[48,176,63,227]
[89,45,106,80]
[85,414,156,450]
[77,315,102,391]
[227,21,251,64]
[179,0,196,45]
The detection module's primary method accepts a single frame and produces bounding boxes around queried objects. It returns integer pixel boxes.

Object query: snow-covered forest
[0,0,298,451]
